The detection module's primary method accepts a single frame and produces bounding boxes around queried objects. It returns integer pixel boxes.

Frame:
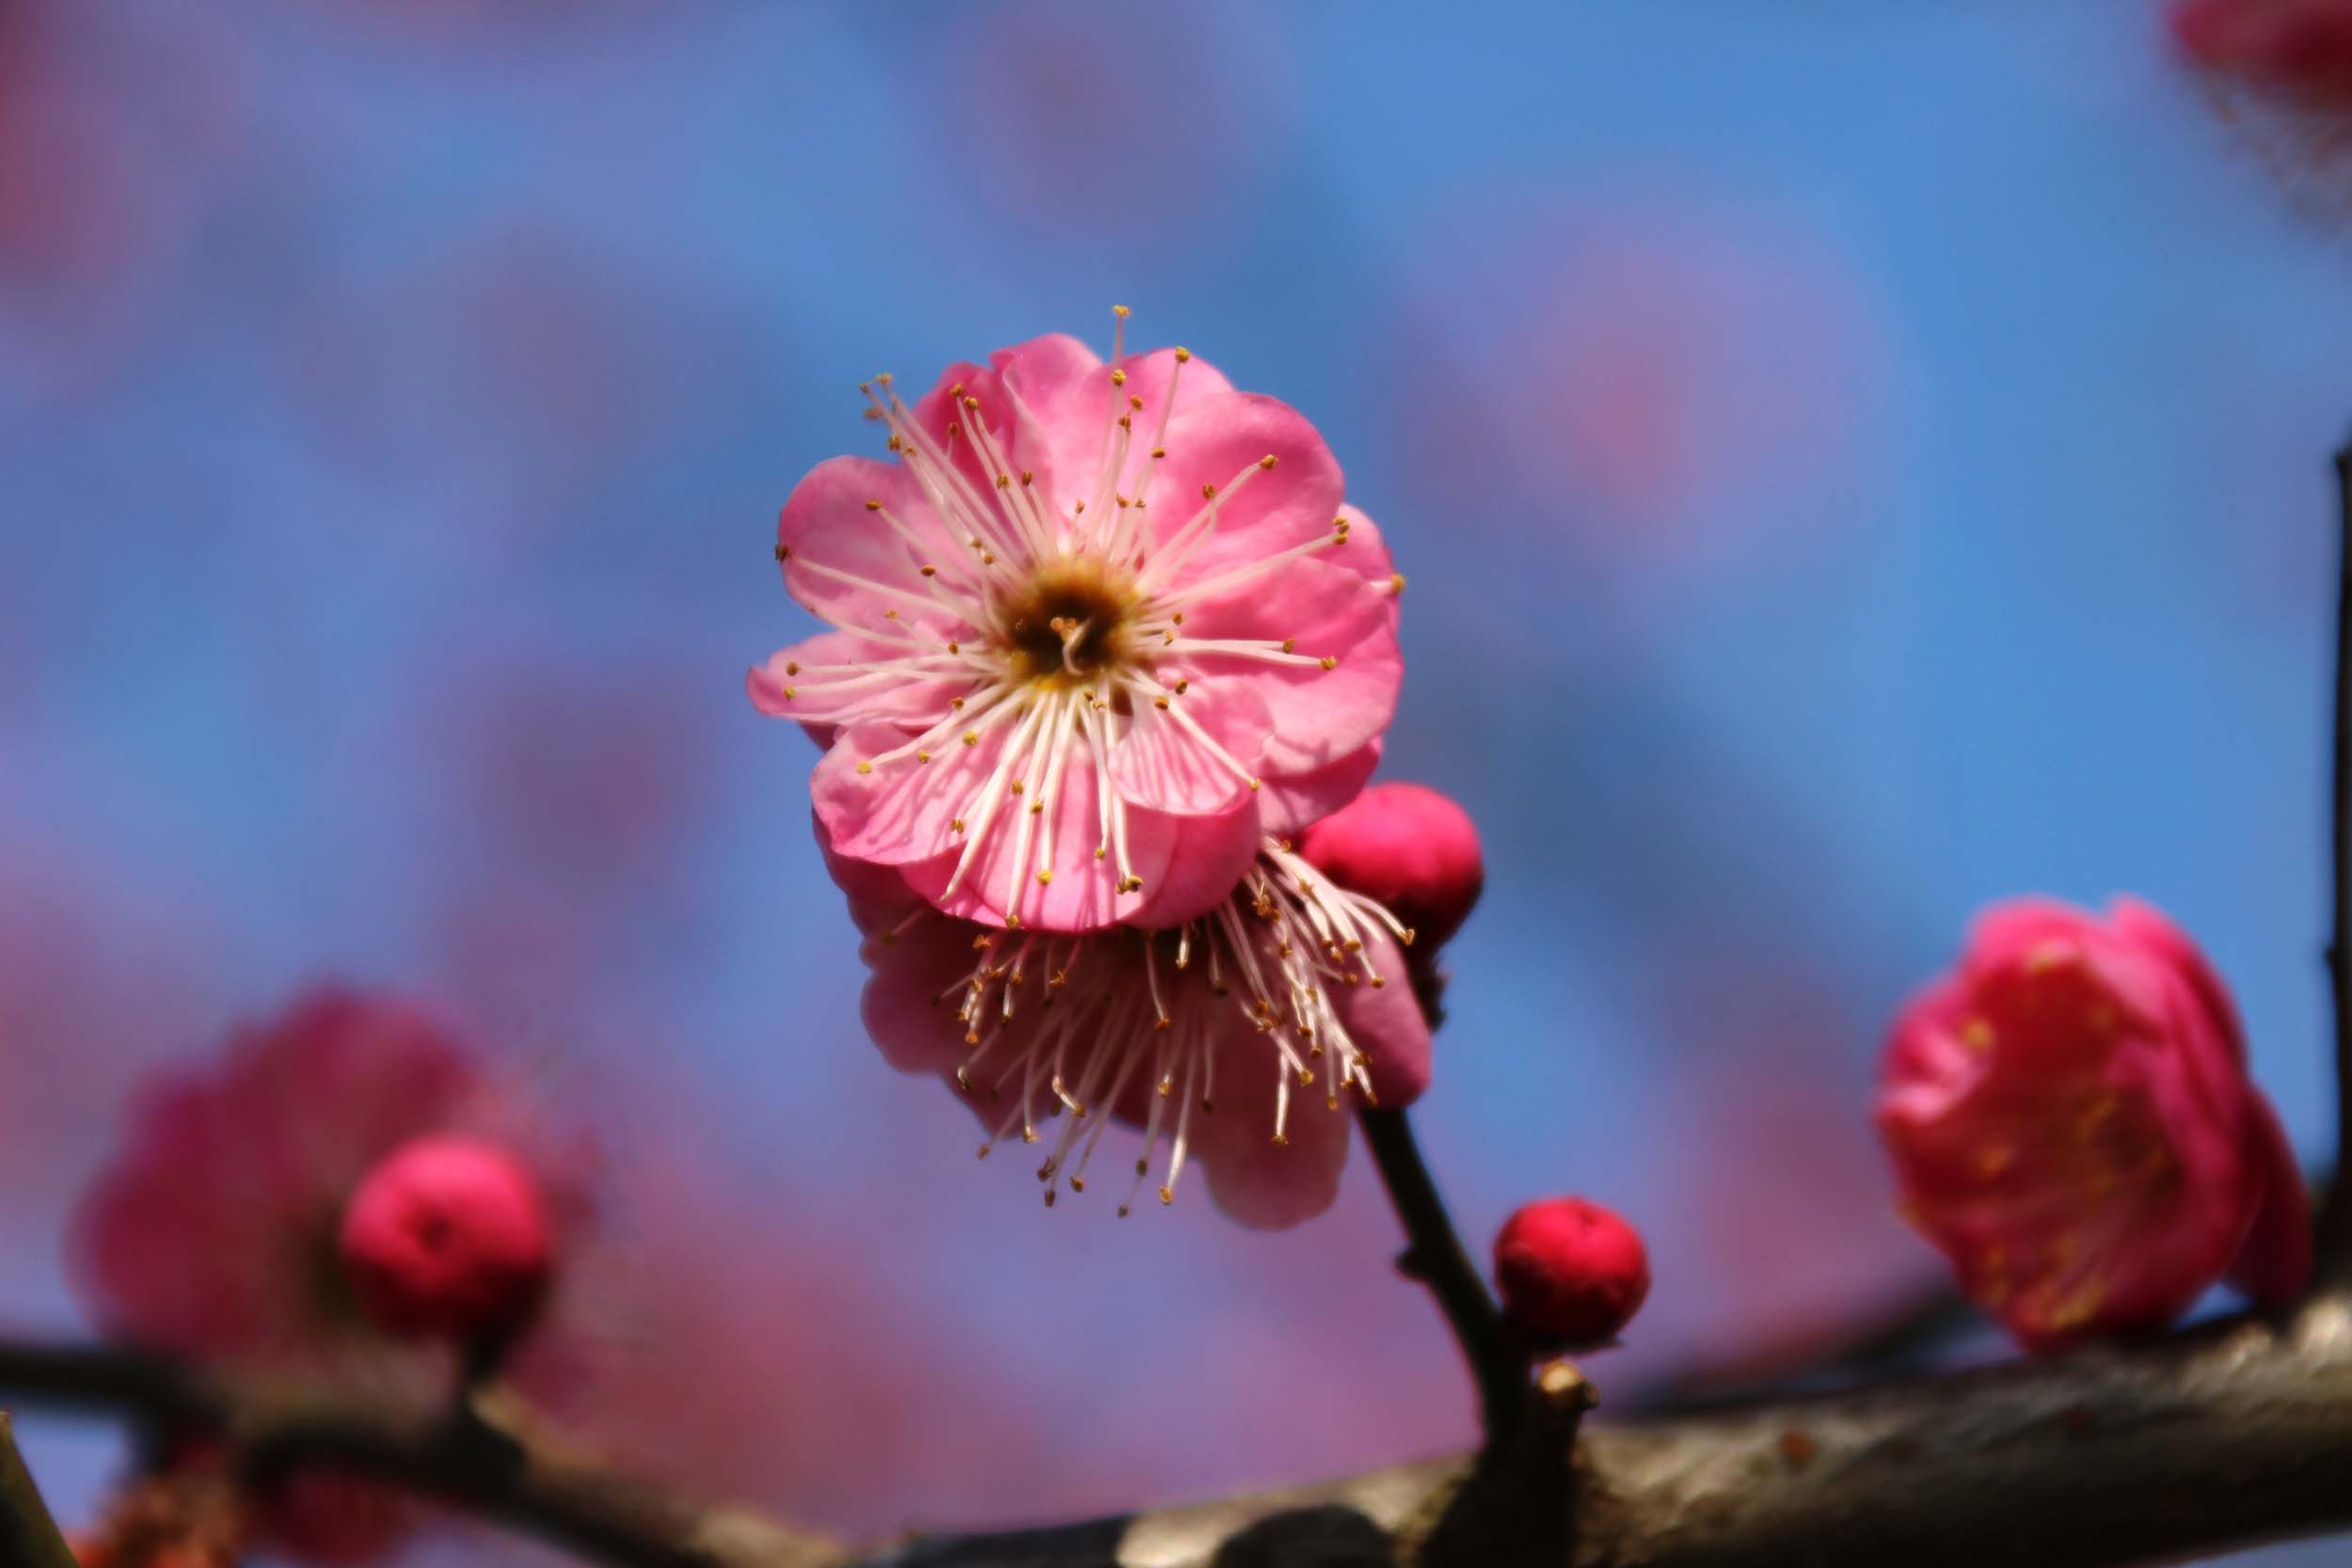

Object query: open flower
[750,313,1404,933]
[1877,897,2310,1352]
[846,838,1432,1227]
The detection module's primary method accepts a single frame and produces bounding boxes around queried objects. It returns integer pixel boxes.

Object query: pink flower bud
[1297,782,1485,949]
[2171,0,2352,99]
[1492,1196,1651,1349]
[337,1136,553,1343]
[1878,897,2310,1353]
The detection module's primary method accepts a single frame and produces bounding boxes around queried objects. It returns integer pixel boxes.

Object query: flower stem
[0,1414,81,1568]
[2327,440,2352,1275]
[1357,1108,1529,1446]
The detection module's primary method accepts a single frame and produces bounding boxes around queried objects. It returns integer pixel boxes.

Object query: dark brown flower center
[997,559,1137,686]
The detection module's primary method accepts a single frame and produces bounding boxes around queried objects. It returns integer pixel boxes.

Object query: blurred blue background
[5,1,2351,1562]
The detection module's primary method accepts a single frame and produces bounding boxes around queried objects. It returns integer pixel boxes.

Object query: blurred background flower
[5,4,2352,1566]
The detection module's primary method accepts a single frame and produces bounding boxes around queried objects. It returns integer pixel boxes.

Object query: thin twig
[1356,1108,1529,1445]
[0,1413,81,1568]
[2328,439,2352,1275]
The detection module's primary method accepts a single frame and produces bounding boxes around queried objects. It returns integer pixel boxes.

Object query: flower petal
[776,455,977,640]
[1170,555,1401,776]
[1142,391,1345,585]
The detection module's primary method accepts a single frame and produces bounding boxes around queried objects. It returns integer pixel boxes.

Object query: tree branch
[0,1341,839,1568]
[2327,438,2352,1275]
[7,1291,2352,1568]
[0,1412,81,1568]
[1356,1108,1529,1446]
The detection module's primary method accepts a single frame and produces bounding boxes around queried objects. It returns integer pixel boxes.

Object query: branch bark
[0,1341,837,1568]
[9,1299,2352,1568]
[2327,439,2352,1275]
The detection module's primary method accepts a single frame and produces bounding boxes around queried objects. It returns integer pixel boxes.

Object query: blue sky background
[5,2,2351,1562]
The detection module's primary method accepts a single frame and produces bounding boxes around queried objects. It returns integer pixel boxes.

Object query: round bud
[1297,782,1485,948]
[337,1136,552,1342]
[1493,1196,1649,1349]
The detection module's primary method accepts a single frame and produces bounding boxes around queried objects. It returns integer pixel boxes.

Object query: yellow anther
[1152,695,1170,709]
[1281,638,1295,653]
[1318,656,1337,671]
[1113,303,1131,318]
[1258,454,1278,469]
[950,817,966,832]
[863,498,882,511]
[855,760,873,775]
[916,750,931,764]
[785,661,801,675]
[1173,345,1191,361]
[1390,572,1406,594]
[1110,368,1127,387]
[1201,483,1217,499]
[920,564,938,577]
[1037,869,1054,885]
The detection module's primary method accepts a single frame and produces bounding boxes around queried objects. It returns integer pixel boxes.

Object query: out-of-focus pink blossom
[1878,897,2310,1352]
[70,987,595,1371]
[1493,1196,1651,1351]
[848,837,1430,1227]
[2173,0,2352,99]
[928,1,1297,245]
[1298,781,1485,951]
[753,323,1404,933]
[1393,183,1885,585]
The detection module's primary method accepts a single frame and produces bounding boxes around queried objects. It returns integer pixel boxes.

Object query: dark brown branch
[856,1291,2352,1568]
[0,1413,81,1568]
[1356,1107,1529,1446]
[11,1293,2352,1568]
[2328,438,2352,1275]
[0,1340,838,1568]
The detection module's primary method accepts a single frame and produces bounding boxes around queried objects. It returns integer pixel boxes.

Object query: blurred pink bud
[2172,0,2352,97]
[1297,782,1485,950]
[338,1136,552,1343]
[1878,897,2310,1352]
[71,985,594,1370]
[1493,1196,1651,1349]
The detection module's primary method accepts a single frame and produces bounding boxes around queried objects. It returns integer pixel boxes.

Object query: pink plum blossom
[847,837,1431,1227]
[750,315,1404,934]
[1877,897,2310,1352]
[71,986,596,1373]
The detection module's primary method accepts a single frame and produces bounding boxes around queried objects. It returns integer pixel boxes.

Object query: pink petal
[749,627,968,753]
[1333,926,1433,1107]
[2225,1093,2313,1307]
[858,912,993,1079]
[1107,676,1273,816]
[1143,391,1346,583]
[1190,1019,1354,1230]
[1169,555,1401,776]
[2112,895,2249,1066]
[775,455,975,640]
[1120,804,1262,928]
[1257,740,1382,840]
[811,720,1002,869]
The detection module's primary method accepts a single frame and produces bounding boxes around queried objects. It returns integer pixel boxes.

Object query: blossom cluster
[750,316,1467,1226]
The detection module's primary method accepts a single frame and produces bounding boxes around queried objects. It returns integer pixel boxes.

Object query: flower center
[996,559,1138,689]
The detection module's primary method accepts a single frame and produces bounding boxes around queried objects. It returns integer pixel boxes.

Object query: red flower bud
[1493,1196,1650,1349]
[337,1136,552,1342]
[2171,0,2352,99]
[1878,897,2310,1352]
[1297,782,1485,949]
